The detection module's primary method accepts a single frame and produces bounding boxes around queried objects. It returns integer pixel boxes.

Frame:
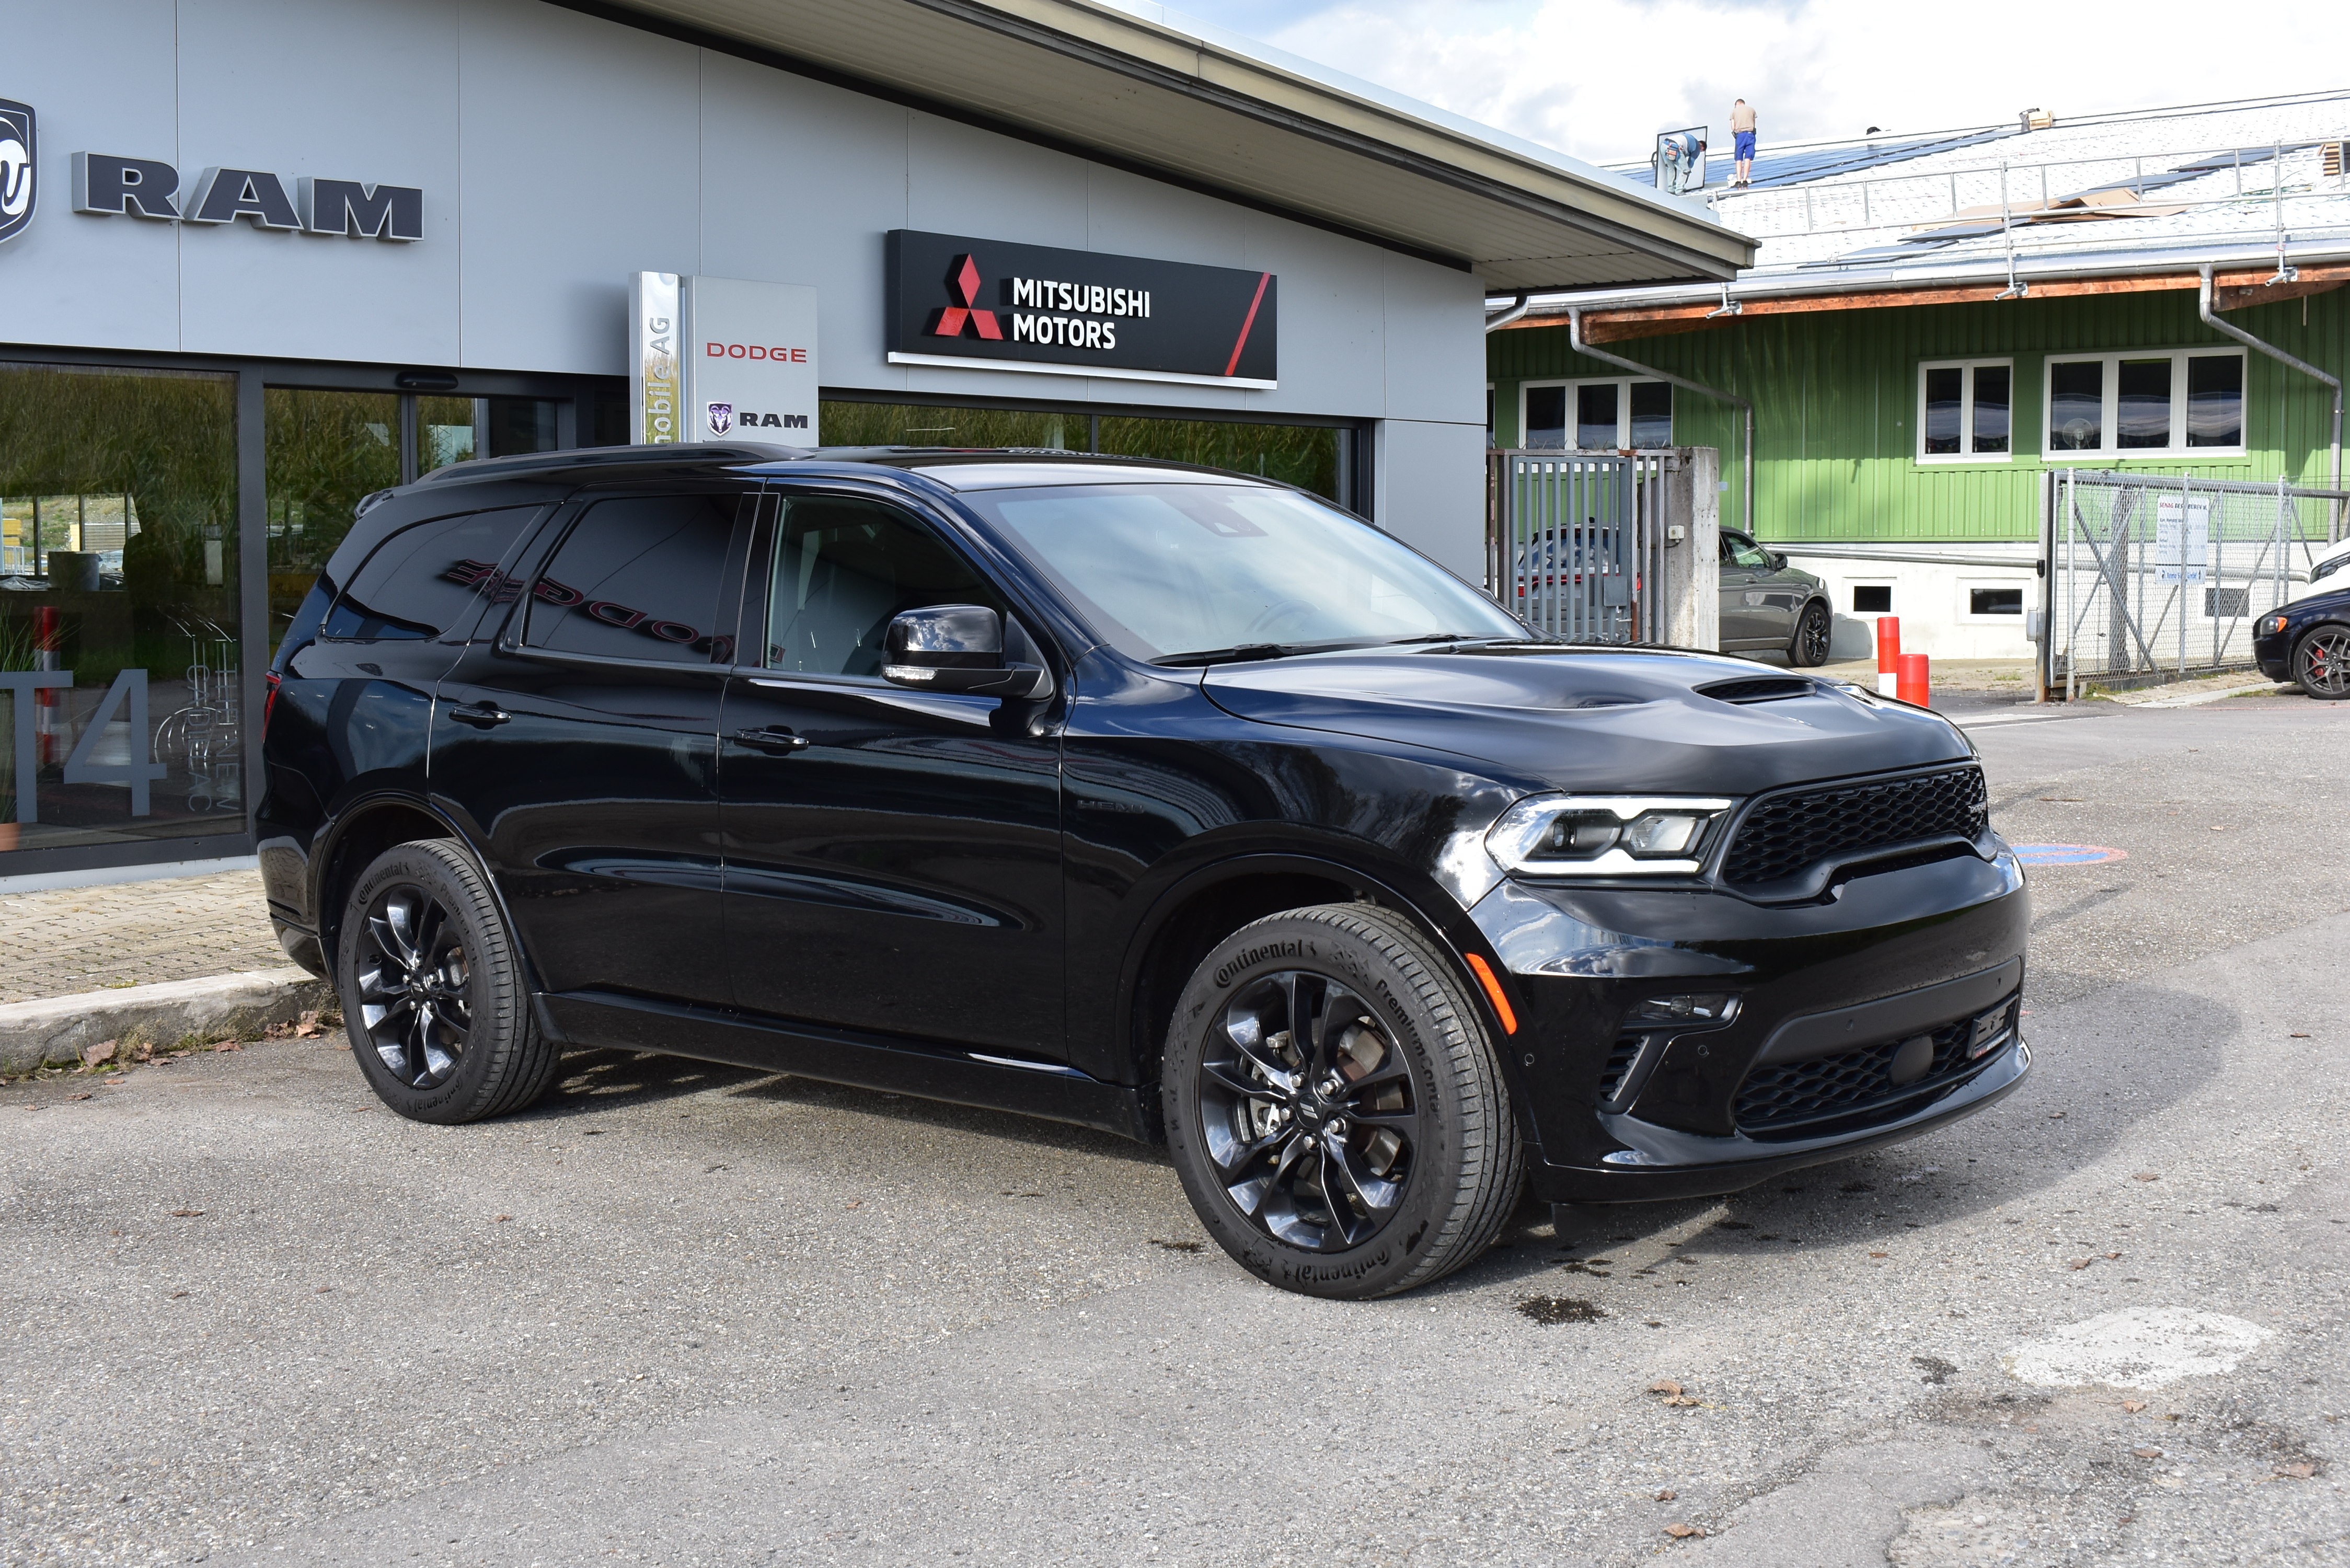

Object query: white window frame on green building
[2040,347,2249,461]
[1516,377,1674,451]
[1915,358,2015,465]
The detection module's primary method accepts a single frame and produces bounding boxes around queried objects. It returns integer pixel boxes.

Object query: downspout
[2199,263,2342,495]
[1569,307,1755,533]
[1484,293,1531,333]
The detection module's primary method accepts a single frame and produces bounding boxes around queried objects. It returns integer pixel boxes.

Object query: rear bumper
[1468,844,2031,1205]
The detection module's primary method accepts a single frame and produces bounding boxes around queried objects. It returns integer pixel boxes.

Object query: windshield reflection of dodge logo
[0,99,36,246]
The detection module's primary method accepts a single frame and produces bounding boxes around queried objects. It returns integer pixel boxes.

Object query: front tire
[1161,904,1524,1299]
[1789,600,1832,667]
[2294,625,2350,699]
[338,838,562,1124]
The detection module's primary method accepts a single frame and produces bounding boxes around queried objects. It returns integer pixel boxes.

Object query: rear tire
[2293,625,2350,699]
[1161,903,1524,1299]
[1789,600,1832,667]
[338,839,562,1124]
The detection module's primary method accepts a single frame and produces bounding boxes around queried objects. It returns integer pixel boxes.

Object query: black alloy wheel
[1163,903,1524,1299]
[354,881,474,1090]
[2294,625,2350,699]
[338,838,564,1124]
[1789,600,1833,667]
[1196,969,1420,1253]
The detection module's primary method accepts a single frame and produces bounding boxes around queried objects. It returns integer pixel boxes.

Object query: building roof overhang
[565,0,1755,289]
[1500,246,2350,343]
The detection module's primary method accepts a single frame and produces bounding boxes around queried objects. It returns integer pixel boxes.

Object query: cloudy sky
[1143,0,2350,165]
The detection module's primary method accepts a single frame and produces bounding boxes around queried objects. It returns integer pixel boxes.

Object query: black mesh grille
[1596,1033,1645,1104]
[1722,766,1986,888]
[1734,997,2017,1134]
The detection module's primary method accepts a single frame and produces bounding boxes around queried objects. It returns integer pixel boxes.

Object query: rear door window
[321,505,543,641]
[523,494,741,664]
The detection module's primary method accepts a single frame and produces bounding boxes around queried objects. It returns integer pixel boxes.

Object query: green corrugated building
[1487,93,2350,660]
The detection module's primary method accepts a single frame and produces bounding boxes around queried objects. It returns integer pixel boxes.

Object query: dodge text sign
[885,230,1275,389]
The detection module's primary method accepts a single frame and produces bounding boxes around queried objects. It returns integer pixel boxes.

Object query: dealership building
[0,0,1743,885]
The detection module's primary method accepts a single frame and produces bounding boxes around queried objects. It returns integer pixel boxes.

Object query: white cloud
[1213,0,2350,163]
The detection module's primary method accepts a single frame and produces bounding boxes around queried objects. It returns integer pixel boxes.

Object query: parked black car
[259,444,2030,1298]
[2254,587,2350,698]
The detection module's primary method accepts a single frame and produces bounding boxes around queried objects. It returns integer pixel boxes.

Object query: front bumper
[1469,844,2031,1205]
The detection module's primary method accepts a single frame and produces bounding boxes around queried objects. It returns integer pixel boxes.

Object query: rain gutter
[1568,307,1754,535]
[2198,263,2343,495]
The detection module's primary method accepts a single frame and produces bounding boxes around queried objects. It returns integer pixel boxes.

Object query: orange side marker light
[1463,952,1518,1035]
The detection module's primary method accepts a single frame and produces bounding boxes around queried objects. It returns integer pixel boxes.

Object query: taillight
[263,671,281,734]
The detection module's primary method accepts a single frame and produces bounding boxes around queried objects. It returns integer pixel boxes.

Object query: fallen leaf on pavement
[1664,1524,1703,1539]
[2048,1111,2066,1120]
[1869,1250,1889,1259]
[2106,1251,2122,1260]
[2290,1032,2312,1039]
[84,1040,117,1066]
[2123,1400,2147,1413]
[846,1199,863,1209]
[2275,1461,2319,1479]
[212,1041,241,1053]
[2132,1173,2160,1182]
[2133,1447,2163,1459]
[1648,1380,1684,1397]
[1655,1490,1677,1501]
[66,1092,92,1101]
[169,1209,203,1218]
[494,1214,513,1223]
[2069,1258,2091,1270]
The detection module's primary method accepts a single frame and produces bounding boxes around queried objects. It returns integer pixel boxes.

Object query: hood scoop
[1697,676,1820,705]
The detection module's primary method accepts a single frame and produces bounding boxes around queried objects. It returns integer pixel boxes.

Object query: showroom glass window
[1917,360,2012,462]
[0,363,240,858]
[2043,350,2245,457]
[818,399,1351,505]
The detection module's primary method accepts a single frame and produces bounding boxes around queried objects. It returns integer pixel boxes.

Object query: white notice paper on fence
[2155,495,2210,586]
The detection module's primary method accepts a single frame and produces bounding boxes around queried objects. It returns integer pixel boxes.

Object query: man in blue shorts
[1731,98,1757,186]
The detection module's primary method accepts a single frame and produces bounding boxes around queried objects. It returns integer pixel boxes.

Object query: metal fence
[1484,449,1671,643]
[2046,468,2347,696]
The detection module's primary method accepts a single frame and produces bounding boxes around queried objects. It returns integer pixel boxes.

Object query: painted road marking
[2012,843,2129,867]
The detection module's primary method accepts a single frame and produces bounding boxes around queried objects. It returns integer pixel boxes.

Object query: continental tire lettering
[1211,936,1318,988]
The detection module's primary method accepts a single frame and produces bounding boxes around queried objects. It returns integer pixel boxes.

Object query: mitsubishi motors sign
[631,273,820,444]
[885,230,1276,389]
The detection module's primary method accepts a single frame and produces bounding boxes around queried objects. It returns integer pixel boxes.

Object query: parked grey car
[1721,529,1832,665]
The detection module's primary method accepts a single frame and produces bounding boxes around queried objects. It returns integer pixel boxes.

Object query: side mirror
[882,605,1051,699]
[1769,551,1788,570]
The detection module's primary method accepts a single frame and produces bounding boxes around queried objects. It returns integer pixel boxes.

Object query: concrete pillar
[1661,447,1720,650]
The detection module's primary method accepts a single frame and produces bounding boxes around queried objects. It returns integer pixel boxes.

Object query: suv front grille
[1722,765,1986,889]
[1734,996,2018,1135]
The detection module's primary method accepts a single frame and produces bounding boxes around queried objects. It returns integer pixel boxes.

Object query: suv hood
[1201,645,1971,795]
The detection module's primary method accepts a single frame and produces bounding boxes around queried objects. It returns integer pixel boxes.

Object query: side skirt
[538,990,1154,1143]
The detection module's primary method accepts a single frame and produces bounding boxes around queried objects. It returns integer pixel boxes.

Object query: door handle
[447,701,510,729]
[732,726,811,754]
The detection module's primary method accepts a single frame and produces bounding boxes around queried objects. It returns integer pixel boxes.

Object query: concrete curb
[0,967,332,1075]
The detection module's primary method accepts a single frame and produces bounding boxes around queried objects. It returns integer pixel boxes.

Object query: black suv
[259,444,2029,1299]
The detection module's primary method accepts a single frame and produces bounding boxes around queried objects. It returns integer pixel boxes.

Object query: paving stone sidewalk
[0,869,286,1005]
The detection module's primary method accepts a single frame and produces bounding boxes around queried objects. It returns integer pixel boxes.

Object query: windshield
[961,482,1528,662]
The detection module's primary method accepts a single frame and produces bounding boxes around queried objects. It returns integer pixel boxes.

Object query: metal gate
[1484,450,1670,643]
[2046,469,2346,696]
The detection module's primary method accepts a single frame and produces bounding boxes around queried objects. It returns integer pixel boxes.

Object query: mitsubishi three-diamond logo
[0,98,34,246]
[926,253,1001,341]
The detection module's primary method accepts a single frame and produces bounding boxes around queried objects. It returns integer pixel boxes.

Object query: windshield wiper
[1152,642,1294,667]
[1376,632,1530,648]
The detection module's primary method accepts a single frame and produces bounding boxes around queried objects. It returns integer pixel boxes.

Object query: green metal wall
[1487,287,2347,540]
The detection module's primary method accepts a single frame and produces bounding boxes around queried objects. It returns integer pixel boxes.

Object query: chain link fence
[2046,468,2347,696]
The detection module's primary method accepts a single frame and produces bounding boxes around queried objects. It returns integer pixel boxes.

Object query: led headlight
[1485,794,1734,877]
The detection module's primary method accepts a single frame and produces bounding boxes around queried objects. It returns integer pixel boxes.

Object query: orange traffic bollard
[1874,617,1900,696]
[1896,652,1930,706]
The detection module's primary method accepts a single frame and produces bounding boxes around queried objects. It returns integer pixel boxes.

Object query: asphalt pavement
[4,692,2347,1567]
